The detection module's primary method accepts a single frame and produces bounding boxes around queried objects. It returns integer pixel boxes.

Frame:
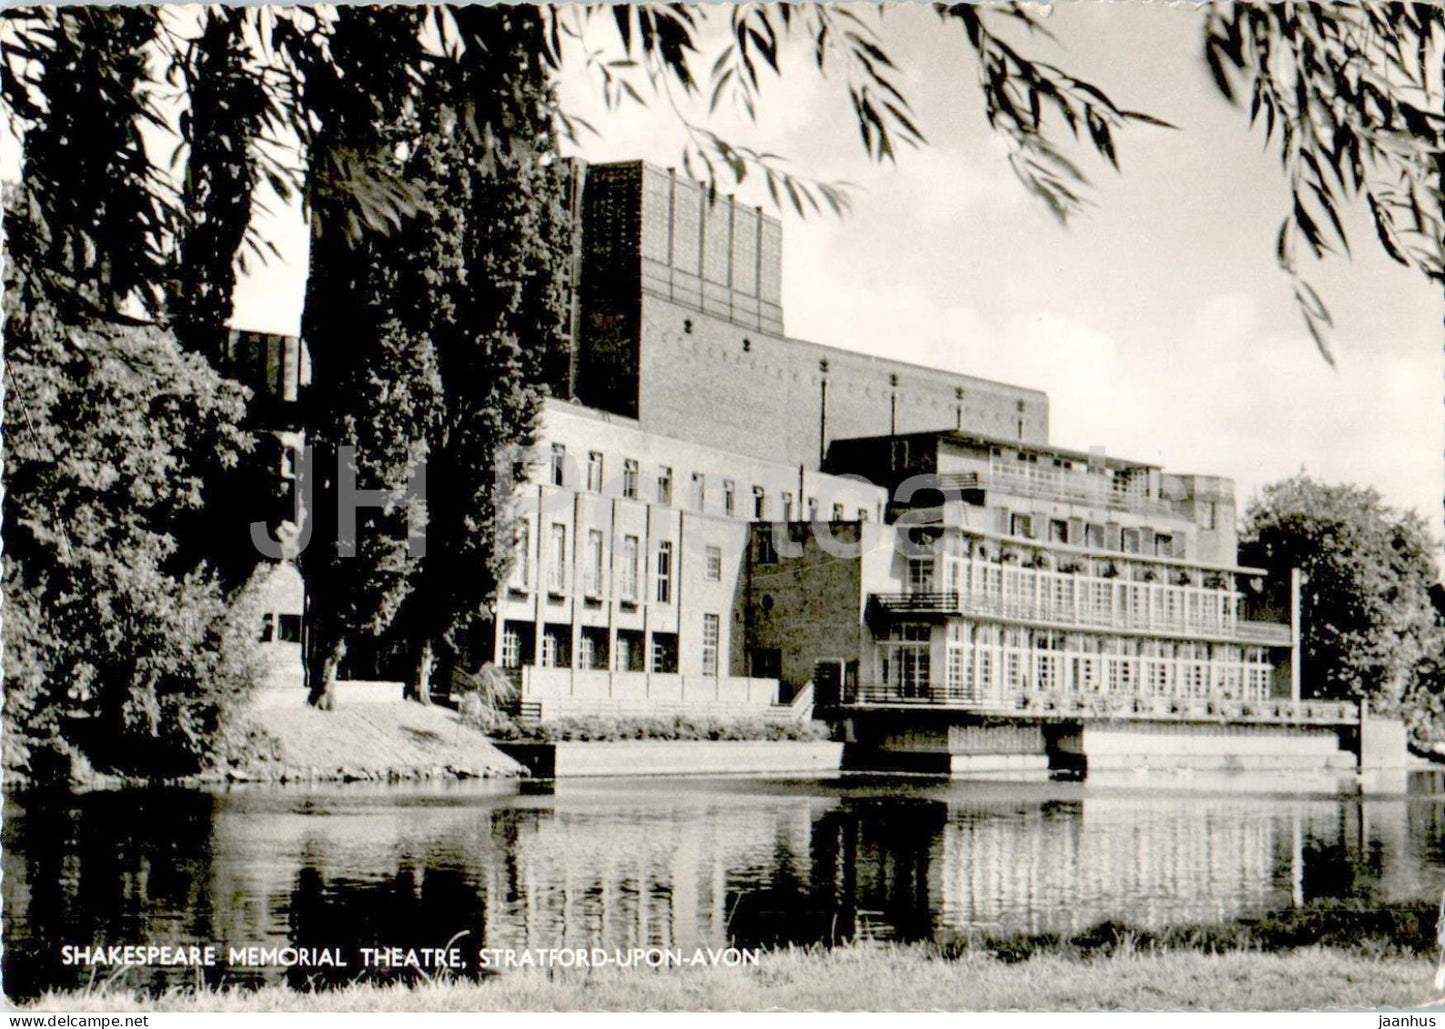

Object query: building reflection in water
[4,783,1444,998]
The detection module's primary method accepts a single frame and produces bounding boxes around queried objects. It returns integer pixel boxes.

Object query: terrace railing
[868,562,1291,645]
[935,470,1175,518]
[841,681,1357,726]
[869,592,960,615]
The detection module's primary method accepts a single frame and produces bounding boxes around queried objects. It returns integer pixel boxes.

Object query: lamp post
[1290,567,1307,703]
[818,359,829,466]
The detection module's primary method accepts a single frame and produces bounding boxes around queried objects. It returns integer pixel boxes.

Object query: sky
[15,4,1441,540]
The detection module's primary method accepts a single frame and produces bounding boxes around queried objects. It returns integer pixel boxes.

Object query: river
[4,774,1443,999]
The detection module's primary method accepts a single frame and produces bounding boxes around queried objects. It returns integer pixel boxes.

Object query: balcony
[936,471,1175,518]
[868,562,1291,645]
[1236,620,1293,646]
[869,592,960,617]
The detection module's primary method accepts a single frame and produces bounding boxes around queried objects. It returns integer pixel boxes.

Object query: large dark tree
[1242,475,1439,711]
[1,249,257,780]
[291,6,436,708]
[291,6,570,706]
[170,6,268,359]
[1,6,170,312]
[393,7,573,703]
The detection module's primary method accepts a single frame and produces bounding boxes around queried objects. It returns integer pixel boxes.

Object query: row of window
[1006,513,1181,557]
[501,616,722,676]
[887,620,1267,662]
[877,628,1272,701]
[512,522,725,601]
[548,443,870,522]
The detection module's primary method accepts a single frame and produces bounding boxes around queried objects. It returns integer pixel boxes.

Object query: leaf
[1121,110,1178,130]
[1367,193,1412,266]
[1292,192,1326,257]
[1204,38,1236,103]
[709,65,735,115]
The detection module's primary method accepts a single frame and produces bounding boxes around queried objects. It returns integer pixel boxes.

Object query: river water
[4,775,1444,999]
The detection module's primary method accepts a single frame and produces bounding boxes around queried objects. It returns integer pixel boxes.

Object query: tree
[290,6,571,707]
[391,7,573,704]
[0,6,275,775]
[169,6,270,360]
[1242,475,1439,711]
[0,5,574,715]
[291,6,437,708]
[1,250,259,780]
[1404,647,1445,746]
[0,7,171,315]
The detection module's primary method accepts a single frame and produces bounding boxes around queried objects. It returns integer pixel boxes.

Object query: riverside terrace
[739,511,1396,779]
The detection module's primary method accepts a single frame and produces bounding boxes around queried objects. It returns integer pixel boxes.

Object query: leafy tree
[294,7,570,706]
[0,6,274,775]
[169,6,271,359]
[392,8,573,704]
[0,7,171,314]
[292,6,438,709]
[1,252,259,780]
[1403,649,1445,746]
[1242,475,1439,711]
[1,5,572,713]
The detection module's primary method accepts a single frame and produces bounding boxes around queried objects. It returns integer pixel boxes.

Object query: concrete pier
[840,705,1408,790]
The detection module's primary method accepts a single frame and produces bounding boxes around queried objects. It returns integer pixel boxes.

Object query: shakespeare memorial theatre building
[494,160,1313,734]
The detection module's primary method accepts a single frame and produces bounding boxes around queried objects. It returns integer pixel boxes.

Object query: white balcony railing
[937,468,1174,517]
[842,677,1356,726]
[873,558,1289,645]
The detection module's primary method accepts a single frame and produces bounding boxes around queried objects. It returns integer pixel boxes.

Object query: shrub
[498,713,830,743]
[2,272,258,782]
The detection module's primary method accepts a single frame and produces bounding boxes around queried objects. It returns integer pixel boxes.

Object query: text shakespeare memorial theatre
[239,159,1401,779]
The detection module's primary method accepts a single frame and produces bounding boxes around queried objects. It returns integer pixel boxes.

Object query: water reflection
[4,779,1443,999]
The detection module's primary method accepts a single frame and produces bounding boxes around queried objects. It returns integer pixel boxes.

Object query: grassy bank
[230,702,522,782]
[18,945,1440,1011]
[6,701,524,789]
[938,900,1441,963]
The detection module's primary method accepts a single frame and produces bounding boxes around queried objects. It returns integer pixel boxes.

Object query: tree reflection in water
[4,782,1443,1000]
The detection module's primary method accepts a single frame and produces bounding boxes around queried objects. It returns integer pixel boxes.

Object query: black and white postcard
[2,1,1444,1016]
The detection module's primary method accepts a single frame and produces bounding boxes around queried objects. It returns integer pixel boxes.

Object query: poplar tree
[392,6,573,702]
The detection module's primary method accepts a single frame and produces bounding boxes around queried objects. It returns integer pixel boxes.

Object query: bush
[3,268,259,782]
[495,714,831,743]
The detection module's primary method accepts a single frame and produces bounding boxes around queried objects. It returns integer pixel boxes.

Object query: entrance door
[813,659,844,706]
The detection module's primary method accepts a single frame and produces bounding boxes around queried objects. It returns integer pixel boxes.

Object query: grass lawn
[18,945,1443,1012]
[241,701,521,779]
